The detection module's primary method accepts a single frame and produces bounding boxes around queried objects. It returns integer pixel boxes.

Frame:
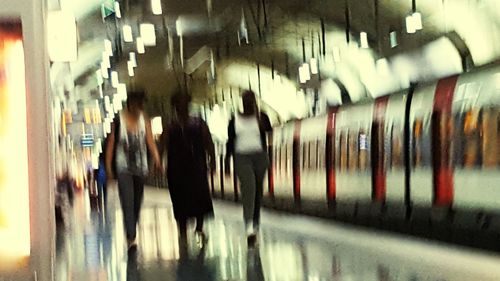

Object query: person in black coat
[160,92,216,244]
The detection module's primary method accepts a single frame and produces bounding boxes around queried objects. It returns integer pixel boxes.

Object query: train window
[339,130,348,172]
[412,119,424,167]
[302,142,309,170]
[452,113,465,168]
[275,145,280,176]
[310,140,317,171]
[462,108,481,168]
[286,144,292,176]
[481,108,498,167]
[316,139,322,169]
[390,124,403,168]
[348,130,359,171]
[358,130,369,171]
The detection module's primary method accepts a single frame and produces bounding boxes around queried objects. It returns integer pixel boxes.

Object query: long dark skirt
[168,168,214,221]
[166,118,214,221]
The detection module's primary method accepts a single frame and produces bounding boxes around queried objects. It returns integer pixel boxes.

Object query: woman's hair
[242,89,256,99]
[127,88,147,108]
[170,91,192,107]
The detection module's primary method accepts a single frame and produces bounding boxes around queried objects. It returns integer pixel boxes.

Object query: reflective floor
[56,186,500,281]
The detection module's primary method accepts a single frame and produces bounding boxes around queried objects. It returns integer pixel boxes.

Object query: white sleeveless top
[115,112,148,176]
[235,114,263,154]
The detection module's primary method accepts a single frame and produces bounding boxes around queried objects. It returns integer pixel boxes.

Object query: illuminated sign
[0,21,31,264]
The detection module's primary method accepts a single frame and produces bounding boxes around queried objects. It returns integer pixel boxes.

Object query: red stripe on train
[372,96,389,202]
[432,76,458,206]
[326,107,338,202]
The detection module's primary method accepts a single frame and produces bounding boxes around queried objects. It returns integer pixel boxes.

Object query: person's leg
[132,176,145,229]
[252,152,270,232]
[195,215,208,245]
[117,173,136,243]
[177,218,188,238]
[195,215,204,232]
[102,181,108,204]
[235,154,257,234]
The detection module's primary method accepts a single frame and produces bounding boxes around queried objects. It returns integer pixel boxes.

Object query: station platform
[55,186,500,281]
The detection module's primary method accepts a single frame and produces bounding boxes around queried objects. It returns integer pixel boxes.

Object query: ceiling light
[152,0,162,15]
[114,1,121,18]
[129,52,137,67]
[151,117,163,135]
[104,119,111,134]
[302,63,311,77]
[406,15,416,34]
[96,69,103,85]
[113,94,122,113]
[47,11,77,62]
[360,32,369,48]
[118,83,127,100]
[123,25,133,42]
[104,96,111,112]
[128,61,135,77]
[390,31,398,48]
[104,39,113,56]
[210,50,215,80]
[136,37,145,54]
[100,62,109,78]
[310,58,318,75]
[102,52,110,68]
[299,63,311,84]
[176,18,183,37]
[111,71,119,88]
[412,12,422,30]
[140,23,156,46]
[299,66,307,83]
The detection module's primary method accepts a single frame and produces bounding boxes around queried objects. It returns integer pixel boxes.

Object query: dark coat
[166,117,214,220]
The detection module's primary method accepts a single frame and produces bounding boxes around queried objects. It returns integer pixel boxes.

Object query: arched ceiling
[62,0,500,123]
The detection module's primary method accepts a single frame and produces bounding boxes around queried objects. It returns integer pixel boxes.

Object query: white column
[1,0,55,281]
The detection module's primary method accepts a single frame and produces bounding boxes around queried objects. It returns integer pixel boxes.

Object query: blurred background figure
[95,142,108,204]
[226,90,272,246]
[106,89,161,250]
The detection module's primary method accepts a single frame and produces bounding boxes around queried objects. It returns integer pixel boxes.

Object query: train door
[335,103,373,203]
[272,122,295,201]
[299,116,328,205]
[384,94,407,206]
[409,84,435,208]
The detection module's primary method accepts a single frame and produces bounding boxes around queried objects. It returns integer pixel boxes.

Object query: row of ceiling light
[98,0,168,134]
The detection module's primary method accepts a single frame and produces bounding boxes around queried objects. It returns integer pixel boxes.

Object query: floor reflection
[56,186,500,281]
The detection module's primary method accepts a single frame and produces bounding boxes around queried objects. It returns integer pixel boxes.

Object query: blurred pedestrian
[106,89,161,250]
[225,90,272,247]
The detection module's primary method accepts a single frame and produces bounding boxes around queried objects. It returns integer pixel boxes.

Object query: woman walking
[225,90,272,246]
[106,89,161,250]
[161,92,215,243]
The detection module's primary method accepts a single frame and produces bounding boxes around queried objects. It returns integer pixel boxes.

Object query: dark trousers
[234,152,269,231]
[178,216,204,236]
[117,173,144,240]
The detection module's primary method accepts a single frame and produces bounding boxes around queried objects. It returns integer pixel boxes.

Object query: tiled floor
[56,185,500,281]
